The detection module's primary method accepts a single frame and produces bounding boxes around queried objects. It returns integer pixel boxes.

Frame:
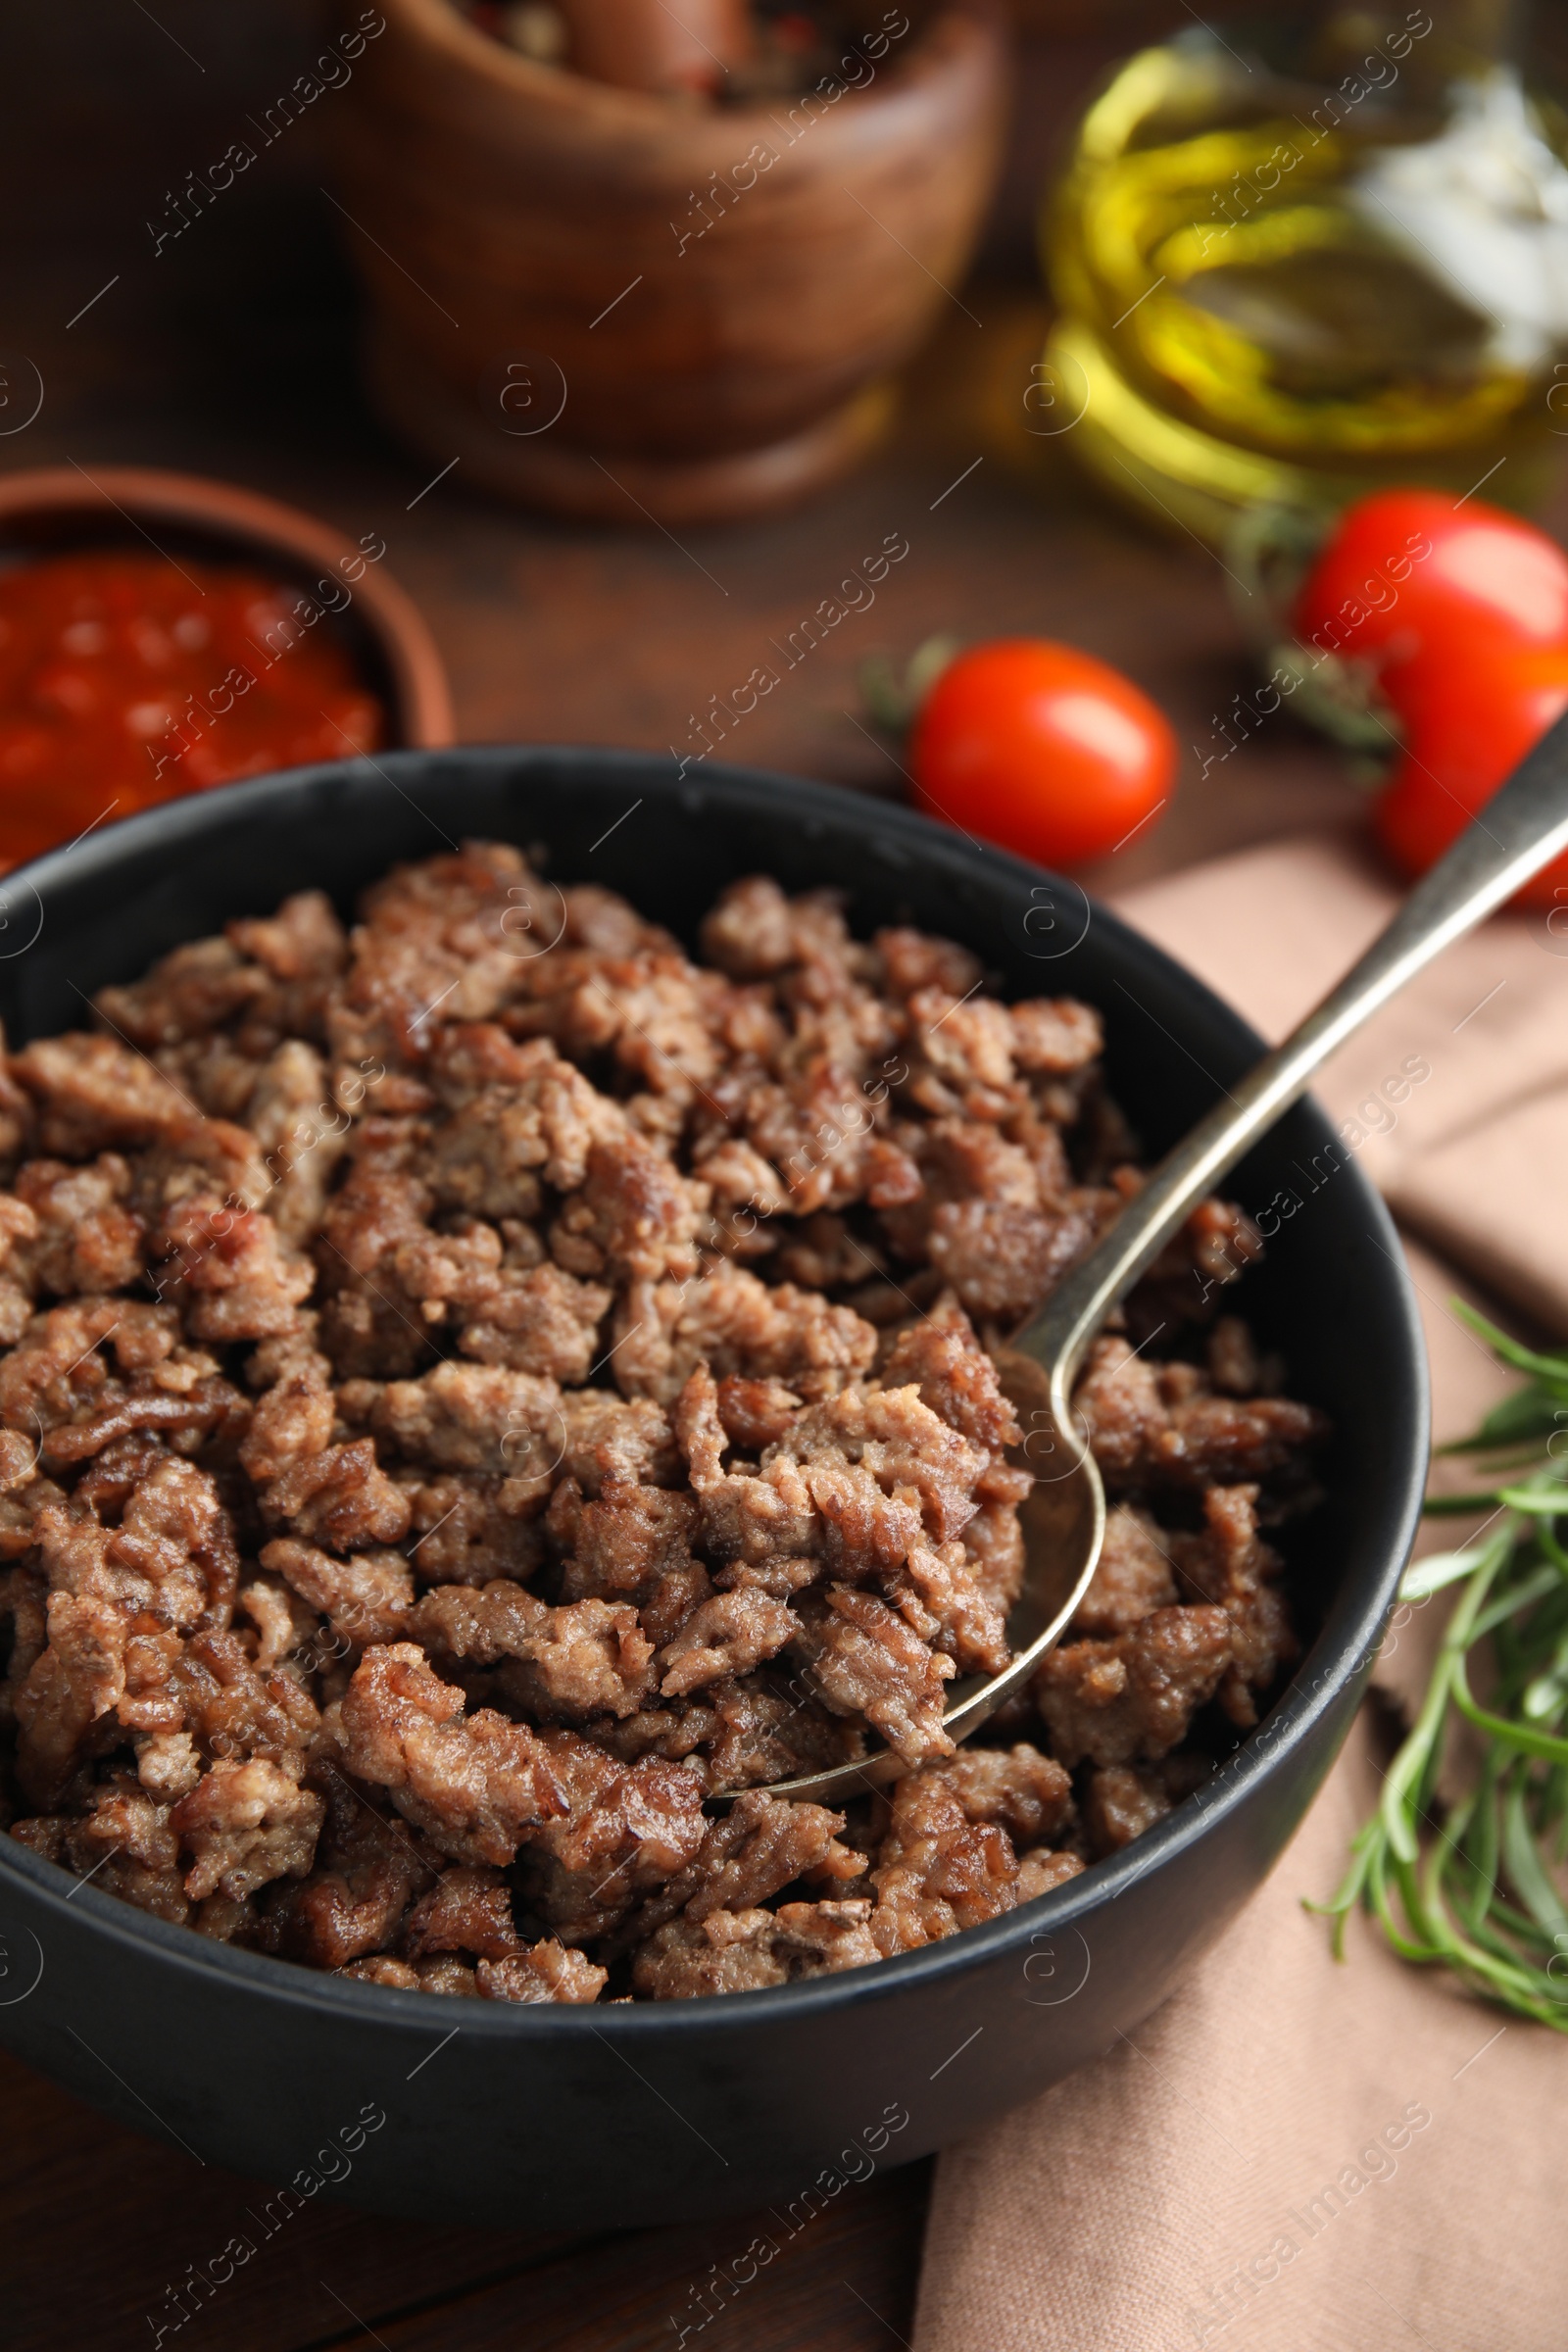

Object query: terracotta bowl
[0,466,454,750]
[328,0,1009,522]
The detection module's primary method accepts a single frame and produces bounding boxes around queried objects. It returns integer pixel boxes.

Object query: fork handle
[1011,705,1568,1410]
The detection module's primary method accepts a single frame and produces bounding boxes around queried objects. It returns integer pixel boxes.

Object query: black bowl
[0,747,1427,2229]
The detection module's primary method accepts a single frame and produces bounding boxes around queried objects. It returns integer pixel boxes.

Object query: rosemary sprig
[1314,1305,1568,2027]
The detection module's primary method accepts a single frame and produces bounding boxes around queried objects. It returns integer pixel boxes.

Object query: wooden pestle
[555,0,755,94]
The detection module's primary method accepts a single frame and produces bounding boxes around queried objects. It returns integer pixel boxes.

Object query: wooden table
[0,4,1460,2344]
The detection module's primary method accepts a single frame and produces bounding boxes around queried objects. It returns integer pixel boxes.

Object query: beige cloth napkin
[914,831,1568,2352]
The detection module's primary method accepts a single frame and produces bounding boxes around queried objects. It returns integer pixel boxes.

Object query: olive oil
[1044,7,1568,542]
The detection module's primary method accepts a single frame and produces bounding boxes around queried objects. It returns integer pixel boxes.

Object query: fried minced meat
[0,851,1324,1998]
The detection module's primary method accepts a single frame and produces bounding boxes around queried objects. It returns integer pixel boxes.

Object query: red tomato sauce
[0,549,384,865]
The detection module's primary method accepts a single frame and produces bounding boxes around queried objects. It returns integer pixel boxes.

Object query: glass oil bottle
[1043,4,1568,542]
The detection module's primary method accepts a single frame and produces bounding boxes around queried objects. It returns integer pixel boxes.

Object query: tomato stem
[858,635,962,735]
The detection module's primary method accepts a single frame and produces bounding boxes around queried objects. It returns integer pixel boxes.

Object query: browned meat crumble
[0,847,1326,2001]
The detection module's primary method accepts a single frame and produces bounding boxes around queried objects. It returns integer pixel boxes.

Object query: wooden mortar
[330,0,1008,523]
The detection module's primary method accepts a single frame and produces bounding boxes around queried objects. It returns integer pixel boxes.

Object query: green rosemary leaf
[1450,1301,1568,1389]
[1471,1564,1566,1641]
[1451,1658,1568,1766]
[1320,1309,1568,2029]
[1494,1481,1568,1516]
[1501,1777,1568,1938]
[1400,1545,1490,1601]
[1448,1388,1568,1450]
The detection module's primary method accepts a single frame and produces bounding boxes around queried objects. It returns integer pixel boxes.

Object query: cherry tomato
[1296,493,1568,904]
[909,638,1175,869]
[1295,491,1568,694]
[1375,641,1568,909]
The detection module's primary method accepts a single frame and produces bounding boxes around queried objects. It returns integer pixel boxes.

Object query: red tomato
[1374,642,1568,909]
[909,638,1175,869]
[1295,491,1568,694]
